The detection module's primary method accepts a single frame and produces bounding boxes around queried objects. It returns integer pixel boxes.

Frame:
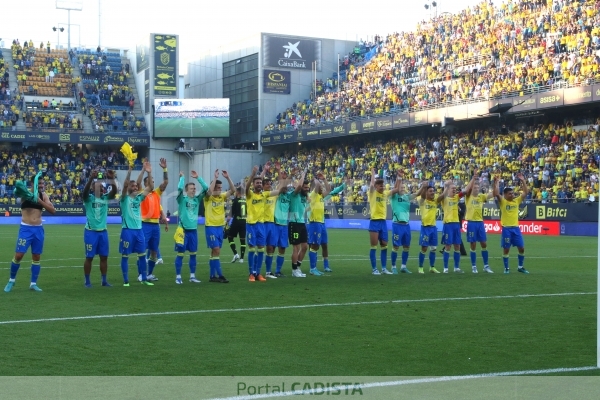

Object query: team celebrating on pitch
[4,160,529,291]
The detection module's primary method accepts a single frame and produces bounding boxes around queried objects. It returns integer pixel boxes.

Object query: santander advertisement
[461,220,560,236]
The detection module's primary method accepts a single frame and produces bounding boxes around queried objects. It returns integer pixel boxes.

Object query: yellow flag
[120,143,138,167]
[174,226,185,245]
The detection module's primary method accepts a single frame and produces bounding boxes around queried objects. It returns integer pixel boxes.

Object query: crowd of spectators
[11,39,76,97]
[266,0,600,132]
[0,145,143,205]
[75,53,145,133]
[267,118,600,205]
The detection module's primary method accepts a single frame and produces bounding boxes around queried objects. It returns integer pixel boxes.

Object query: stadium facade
[184,33,356,148]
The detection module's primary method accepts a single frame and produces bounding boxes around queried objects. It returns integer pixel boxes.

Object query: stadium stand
[267,118,600,204]
[0,145,143,205]
[74,50,145,133]
[265,0,600,132]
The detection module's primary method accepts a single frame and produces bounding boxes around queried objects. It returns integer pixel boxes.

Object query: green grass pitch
[154,117,229,138]
[0,225,597,377]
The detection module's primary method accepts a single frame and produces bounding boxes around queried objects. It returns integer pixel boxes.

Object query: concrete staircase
[71,61,95,133]
[1,48,27,131]
[122,56,144,118]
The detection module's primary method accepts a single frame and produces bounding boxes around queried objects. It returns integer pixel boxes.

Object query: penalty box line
[0,292,595,325]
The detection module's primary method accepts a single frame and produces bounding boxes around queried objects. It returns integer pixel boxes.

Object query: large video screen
[153,98,230,138]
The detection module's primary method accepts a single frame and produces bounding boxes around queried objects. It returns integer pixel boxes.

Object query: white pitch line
[0,292,594,326]
[205,366,599,400]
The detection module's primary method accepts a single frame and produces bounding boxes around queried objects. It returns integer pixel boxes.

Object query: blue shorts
[15,224,44,255]
[264,222,277,247]
[84,229,109,258]
[205,226,224,249]
[119,228,146,255]
[442,222,462,245]
[368,220,388,243]
[392,223,411,247]
[308,222,328,245]
[175,229,198,253]
[247,223,266,247]
[501,226,524,249]
[466,221,487,243]
[142,222,161,252]
[275,224,289,248]
[419,226,438,247]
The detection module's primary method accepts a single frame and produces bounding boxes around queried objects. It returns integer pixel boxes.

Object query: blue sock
[391,250,398,267]
[453,251,460,270]
[121,256,129,282]
[429,251,436,267]
[401,251,409,267]
[380,247,388,269]
[276,255,285,273]
[157,248,162,259]
[309,250,318,270]
[189,254,197,275]
[503,255,509,269]
[324,258,329,270]
[10,259,20,280]
[265,254,274,273]
[418,251,425,267]
[248,250,255,274]
[31,262,41,284]
[215,258,223,277]
[482,249,489,266]
[369,247,377,270]
[518,254,525,268]
[175,254,183,275]
[85,274,91,285]
[101,274,107,284]
[255,250,264,275]
[470,251,477,266]
[209,259,216,277]
[443,250,450,269]
[138,255,147,281]
[148,259,156,275]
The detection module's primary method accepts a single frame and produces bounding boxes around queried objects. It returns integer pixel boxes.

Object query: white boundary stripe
[0,292,594,325]
[206,367,599,400]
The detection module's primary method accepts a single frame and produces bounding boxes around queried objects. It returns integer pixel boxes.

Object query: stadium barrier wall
[0,217,572,236]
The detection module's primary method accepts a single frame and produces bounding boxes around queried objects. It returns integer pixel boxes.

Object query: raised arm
[369,168,377,193]
[492,176,502,203]
[389,170,403,196]
[135,163,145,189]
[158,157,168,192]
[206,169,220,197]
[517,172,528,200]
[419,181,429,200]
[246,165,258,197]
[464,170,478,198]
[122,165,132,197]
[436,180,452,204]
[191,170,209,197]
[142,162,153,196]
[106,169,118,200]
[294,171,306,194]
[222,170,235,197]
[83,170,98,200]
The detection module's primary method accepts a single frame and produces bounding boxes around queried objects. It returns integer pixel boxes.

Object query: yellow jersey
[499,195,523,227]
[264,194,277,223]
[246,190,270,224]
[368,190,390,220]
[308,191,325,223]
[441,194,460,223]
[204,193,228,227]
[419,198,438,226]
[465,194,488,222]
